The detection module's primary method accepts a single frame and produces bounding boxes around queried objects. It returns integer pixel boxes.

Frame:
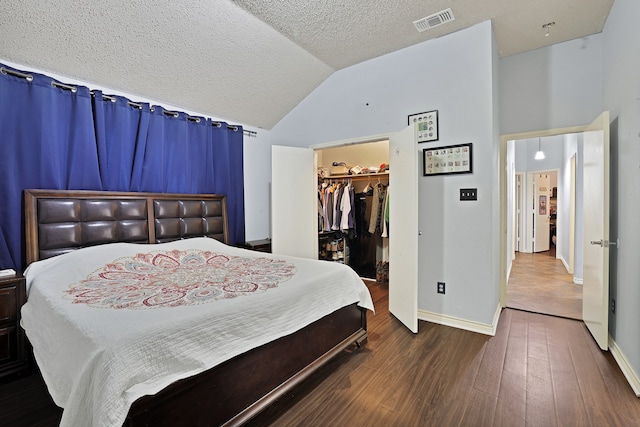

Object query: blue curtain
[0,63,245,270]
[93,91,150,192]
[213,124,245,244]
[139,108,216,195]
[0,66,102,269]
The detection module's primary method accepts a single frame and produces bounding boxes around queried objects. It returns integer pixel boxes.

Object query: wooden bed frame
[23,189,368,426]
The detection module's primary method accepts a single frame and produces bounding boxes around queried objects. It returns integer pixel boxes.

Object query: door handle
[590,240,603,246]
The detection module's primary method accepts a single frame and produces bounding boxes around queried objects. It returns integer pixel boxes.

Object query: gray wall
[514,137,564,173]
[501,0,640,390]
[272,21,501,326]
[500,35,603,135]
[602,0,640,382]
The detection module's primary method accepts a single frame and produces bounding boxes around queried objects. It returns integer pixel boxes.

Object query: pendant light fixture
[535,137,545,160]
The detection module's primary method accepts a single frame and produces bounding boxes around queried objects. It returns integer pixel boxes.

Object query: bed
[21,189,373,426]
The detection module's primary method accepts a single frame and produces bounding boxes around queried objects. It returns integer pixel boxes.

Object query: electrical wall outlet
[437,282,445,294]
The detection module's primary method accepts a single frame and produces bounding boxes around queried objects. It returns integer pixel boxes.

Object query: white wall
[243,134,272,241]
[272,21,500,327]
[602,0,640,385]
[0,58,272,242]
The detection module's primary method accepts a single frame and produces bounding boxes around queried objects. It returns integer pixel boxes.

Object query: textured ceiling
[0,0,614,129]
[232,0,613,69]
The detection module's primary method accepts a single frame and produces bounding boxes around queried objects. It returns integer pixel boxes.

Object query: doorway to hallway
[506,249,582,320]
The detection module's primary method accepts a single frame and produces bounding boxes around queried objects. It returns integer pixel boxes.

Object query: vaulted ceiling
[0,0,614,129]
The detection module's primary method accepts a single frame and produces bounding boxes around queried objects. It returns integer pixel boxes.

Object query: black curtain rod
[1,67,258,137]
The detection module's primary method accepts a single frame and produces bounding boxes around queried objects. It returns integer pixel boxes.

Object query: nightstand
[0,274,29,381]
[238,238,272,253]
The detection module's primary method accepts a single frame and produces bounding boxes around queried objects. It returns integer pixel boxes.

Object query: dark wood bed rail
[24,189,229,265]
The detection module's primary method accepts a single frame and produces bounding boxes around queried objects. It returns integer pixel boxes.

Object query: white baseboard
[557,256,581,284]
[418,303,502,336]
[609,335,640,397]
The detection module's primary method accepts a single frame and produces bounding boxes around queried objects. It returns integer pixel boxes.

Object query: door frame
[569,154,577,275]
[525,169,559,254]
[515,172,524,254]
[309,130,419,333]
[499,125,588,307]
[307,133,393,258]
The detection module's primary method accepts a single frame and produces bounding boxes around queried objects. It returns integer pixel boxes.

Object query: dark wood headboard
[24,189,229,265]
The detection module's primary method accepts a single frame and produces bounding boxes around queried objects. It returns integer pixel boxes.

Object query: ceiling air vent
[413,8,455,32]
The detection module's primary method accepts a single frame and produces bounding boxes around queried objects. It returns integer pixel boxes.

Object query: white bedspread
[21,237,374,427]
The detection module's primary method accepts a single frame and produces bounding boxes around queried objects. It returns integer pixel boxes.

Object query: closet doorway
[272,124,420,333]
[316,140,389,280]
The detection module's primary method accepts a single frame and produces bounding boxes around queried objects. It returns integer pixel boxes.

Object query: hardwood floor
[507,249,582,320]
[250,282,639,426]
[2,282,638,426]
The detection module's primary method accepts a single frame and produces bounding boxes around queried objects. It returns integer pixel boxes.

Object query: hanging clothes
[348,183,356,232]
[332,183,343,230]
[322,184,333,231]
[350,190,377,278]
[340,183,351,231]
[317,188,326,232]
[368,182,387,235]
[381,185,390,263]
[381,186,390,238]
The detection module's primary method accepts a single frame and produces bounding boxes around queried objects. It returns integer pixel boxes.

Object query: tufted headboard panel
[153,199,226,243]
[24,190,229,265]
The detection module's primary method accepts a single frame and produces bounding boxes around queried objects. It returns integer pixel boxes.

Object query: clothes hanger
[363,178,372,193]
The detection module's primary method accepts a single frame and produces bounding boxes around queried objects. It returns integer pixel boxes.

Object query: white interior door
[515,173,523,252]
[582,111,610,350]
[569,155,576,274]
[388,125,418,333]
[271,145,318,259]
[533,173,551,252]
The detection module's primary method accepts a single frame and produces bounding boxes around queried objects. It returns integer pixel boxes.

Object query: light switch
[460,188,477,201]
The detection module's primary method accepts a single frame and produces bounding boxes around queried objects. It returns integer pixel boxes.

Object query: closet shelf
[322,171,389,180]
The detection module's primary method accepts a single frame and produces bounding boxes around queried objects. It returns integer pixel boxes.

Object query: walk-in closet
[316,140,390,283]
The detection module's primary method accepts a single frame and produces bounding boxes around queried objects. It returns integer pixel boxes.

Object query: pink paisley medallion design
[65,249,296,309]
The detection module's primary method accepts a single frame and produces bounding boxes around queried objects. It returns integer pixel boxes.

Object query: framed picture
[423,143,473,176]
[408,110,438,143]
[539,195,547,215]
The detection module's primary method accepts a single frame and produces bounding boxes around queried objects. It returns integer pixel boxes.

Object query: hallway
[507,250,582,320]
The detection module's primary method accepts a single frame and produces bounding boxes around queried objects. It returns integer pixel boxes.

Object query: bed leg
[355,333,368,349]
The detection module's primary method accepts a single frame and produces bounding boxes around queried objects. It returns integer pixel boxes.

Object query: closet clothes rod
[322,172,389,181]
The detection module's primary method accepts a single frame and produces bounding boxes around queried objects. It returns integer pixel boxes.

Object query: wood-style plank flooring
[249,282,638,426]
[507,249,582,320]
[2,282,639,426]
